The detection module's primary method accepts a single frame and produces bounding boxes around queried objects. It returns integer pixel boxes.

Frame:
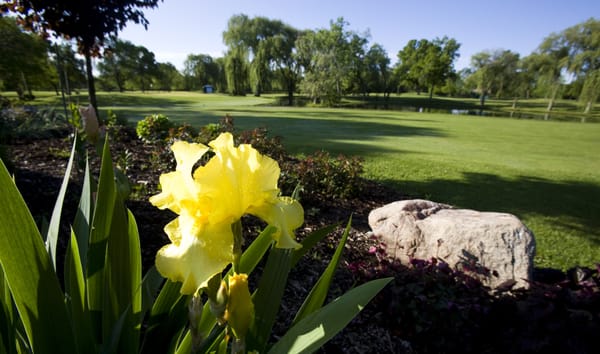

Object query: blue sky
[119,0,599,71]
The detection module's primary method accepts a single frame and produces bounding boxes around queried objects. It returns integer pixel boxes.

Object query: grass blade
[268,277,393,354]
[0,159,77,353]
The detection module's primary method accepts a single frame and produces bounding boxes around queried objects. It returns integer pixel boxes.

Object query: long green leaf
[99,308,128,354]
[247,247,293,353]
[65,230,96,353]
[103,203,141,352]
[127,211,143,319]
[268,277,393,354]
[0,159,77,353]
[0,265,16,354]
[45,133,78,269]
[139,280,188,354]
[102,197,131,342]
[140,266,163,316]
[86,135,116,340]
[73,155,93,272]
[292,218,351,325]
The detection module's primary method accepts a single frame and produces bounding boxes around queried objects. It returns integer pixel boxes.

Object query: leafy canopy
[0,0,162,55]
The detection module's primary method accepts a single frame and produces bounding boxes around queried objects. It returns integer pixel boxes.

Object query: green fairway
[17,91,600,269]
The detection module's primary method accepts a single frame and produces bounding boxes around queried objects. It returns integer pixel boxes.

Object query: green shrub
[106,109,129,127]
[1,105,69,140]
[167,123,198,143]
[136,114,173,142]
[237,127,287,162]
[197,122,222,144]
[281,151,364,203]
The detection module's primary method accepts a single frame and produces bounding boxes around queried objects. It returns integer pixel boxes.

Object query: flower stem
[231,220,243,273]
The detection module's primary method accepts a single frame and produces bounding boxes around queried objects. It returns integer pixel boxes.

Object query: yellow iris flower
[150,133,303,294]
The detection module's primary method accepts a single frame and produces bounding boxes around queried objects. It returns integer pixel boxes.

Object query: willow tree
[223,15,300,100]
[224,46,249,96]
[563,18,600,116]
[1,0,162,112]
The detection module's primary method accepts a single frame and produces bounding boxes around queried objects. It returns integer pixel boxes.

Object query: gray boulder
[368,199,536,289]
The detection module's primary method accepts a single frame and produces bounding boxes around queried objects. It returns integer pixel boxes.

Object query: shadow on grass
[379,172,600,245]
[97,93,198,107]
[343,95,482,111]
[226,113,445,155]
[128,106,443,155]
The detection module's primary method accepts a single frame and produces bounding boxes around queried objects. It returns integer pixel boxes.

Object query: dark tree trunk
[480,91,486,107]
[84,51,98,116]
[286,76,295,106]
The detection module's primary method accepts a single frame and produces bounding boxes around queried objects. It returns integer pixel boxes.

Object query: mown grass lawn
[24,91,600,269]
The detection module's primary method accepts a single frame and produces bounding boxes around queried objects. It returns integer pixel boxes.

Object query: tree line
[1,6,598,113]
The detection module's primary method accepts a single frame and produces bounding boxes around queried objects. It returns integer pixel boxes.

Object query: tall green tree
[344,31,369,96]
[395,37,460,100]
[154,62,183,91]
[131,44,158,92]
[0,16,51,98]
[223,14,258,95]
[224,46,249,96]
[97,39,137,92]
[50,43,86,95]
[562,18,600,115]
[1,0,162,111]
[528,35,571,118]
[214,57,228,93]
[466,49,521,106]
[223,15,300,99]
[364,43,392,96]
[269,25,301,105]
[183,54,220,91]
[97,39,158,92]
[297,18,366,105]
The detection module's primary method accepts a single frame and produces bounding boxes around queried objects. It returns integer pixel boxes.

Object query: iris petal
[249,197,303,249]
[155,219,234,294]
